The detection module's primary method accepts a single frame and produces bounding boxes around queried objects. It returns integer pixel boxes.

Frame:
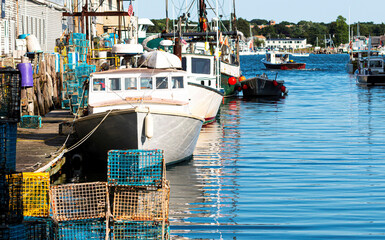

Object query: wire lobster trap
[108,150,165,188]
[0,68,21,123]
[112,182,170,222]
[0,122,17,172]
[50,182,107,222]
[0,223,26,240]
[24,216,54,240]
[23,172,50,217]
[55,218,106,240]
[112,220,169,240]
[0,173,24,226]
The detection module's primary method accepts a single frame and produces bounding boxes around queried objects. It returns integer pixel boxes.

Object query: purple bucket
[17,63,33,87]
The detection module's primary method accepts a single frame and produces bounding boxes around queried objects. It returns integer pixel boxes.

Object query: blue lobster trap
[55,218,106,240]
[24,217,54,240]
[107,149,165,188]
[0,122,17,172]
[19,115,42,129]
[0,224,26,240]
[112,220,169,240]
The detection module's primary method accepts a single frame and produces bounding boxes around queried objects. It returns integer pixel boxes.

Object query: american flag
[180,38,187,45]
[127,2,133,16]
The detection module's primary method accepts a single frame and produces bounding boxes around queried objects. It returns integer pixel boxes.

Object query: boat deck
[16,110,75,172]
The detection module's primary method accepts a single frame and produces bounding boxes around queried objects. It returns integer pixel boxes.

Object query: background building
[265,38,307,50]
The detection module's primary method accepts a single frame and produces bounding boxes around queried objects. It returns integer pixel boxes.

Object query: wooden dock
[16,110,74,172]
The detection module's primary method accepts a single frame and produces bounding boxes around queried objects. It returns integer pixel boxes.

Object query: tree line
[148,16,385,47]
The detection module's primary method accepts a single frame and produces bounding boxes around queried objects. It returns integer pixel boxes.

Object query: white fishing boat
[181,53,223,124]
[73,63,204,165]
[356,56,385,85]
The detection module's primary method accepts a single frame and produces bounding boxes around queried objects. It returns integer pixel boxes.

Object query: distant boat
[356,56,385,85]
[261,52,306,70]
[240,73,288,98]
[291,52,310,57]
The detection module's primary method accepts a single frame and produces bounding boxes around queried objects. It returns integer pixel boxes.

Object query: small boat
[261,52,306,70]
[356,56,385,85]
[240,74,288,98]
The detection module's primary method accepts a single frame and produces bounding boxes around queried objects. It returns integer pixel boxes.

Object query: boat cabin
[266,52,290,64]
[88,68,189,112]
[181,54,218,88]
[358,57,385,74]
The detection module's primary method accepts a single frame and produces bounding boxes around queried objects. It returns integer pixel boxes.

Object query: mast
[216,0,219,88]
[198,0,208,32]
[166,0,169,32]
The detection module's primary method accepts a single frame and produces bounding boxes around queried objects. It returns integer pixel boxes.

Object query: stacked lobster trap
[48,149,170,240]
[108,149,170,240]
[0,68,24,239]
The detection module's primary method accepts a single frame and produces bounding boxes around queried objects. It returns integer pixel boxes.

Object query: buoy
[239,76,246,81]
[272,80,278,87]
[228,77,236,85]
[145,113,154,139]
[242,84,248,90]
[281,85,287,93]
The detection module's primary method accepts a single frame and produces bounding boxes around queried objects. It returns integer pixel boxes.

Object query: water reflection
[168,100,242,238]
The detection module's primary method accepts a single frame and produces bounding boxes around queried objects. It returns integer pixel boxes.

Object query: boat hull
[187,82,223,124]
[220,61,241,97]
[262,60,306,70]
[73,109,203,166]
[241,77,285,98]
[356,74,385,85]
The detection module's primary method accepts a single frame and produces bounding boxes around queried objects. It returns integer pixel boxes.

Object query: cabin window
[156,77,168,89]
[125,77,137,90]
[369,61,382,68]
[182,57,187,71]
[109,78,121,91]
[140,77,152,89]
[172,76,184,88]
[192,58,210,74]
[93,78,105,91]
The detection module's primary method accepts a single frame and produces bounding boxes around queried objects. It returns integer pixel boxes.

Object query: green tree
[329,15,349,45]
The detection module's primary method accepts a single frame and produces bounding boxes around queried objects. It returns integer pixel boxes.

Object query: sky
[130,0,385,24]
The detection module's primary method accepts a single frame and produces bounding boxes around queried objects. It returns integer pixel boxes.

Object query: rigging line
[66,109,113,152]
[93,0,106,12]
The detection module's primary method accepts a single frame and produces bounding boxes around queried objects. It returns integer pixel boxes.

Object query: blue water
[167,54,385,239]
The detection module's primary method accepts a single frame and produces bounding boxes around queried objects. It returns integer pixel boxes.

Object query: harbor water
[167,54,385,239]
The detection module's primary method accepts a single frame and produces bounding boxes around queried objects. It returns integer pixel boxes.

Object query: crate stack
[0,68,24,239]
[107,149,170,240]
[49,182,108,239]
[22,172,53,239]
[61,63,96,115]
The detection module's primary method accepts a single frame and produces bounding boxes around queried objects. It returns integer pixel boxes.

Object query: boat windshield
[156,77,168,89]
[192,57,210,74]
[369,60,383,68]
[125,77,137,90]
[172,76,184,89]
[93,78,105,91]
[109,78,121,91]
[140,77,153,89]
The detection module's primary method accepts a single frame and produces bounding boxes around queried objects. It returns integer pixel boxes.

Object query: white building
[18,0,68,52]
[0,0,18,55]
[265,38,307,50]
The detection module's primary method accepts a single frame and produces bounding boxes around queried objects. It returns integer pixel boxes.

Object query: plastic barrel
[26,35,42,52]
[17,63,34,87]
